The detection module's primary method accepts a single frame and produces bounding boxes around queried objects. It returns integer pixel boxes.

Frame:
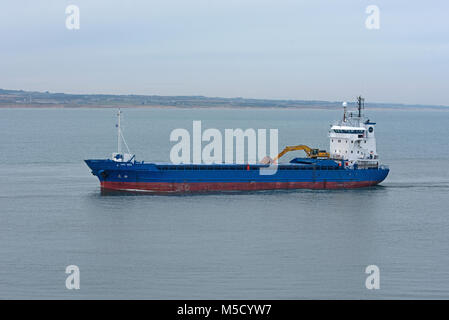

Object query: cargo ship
[85,96,389,192]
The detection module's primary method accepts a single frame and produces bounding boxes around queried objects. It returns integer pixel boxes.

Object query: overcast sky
[0,0,448,105]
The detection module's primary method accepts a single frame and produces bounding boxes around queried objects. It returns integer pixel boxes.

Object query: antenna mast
[357,96,364,117]
[342,101,347,122]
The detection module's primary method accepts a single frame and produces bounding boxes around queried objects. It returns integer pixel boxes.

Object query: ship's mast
[116,108,131,156]
[117,109,122,154]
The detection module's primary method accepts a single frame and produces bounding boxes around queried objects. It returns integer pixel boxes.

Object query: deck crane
[272,145,330,163]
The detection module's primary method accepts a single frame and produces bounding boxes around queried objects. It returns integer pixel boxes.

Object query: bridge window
[333,129,365,134]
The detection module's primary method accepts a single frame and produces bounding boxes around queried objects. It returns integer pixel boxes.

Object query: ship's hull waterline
[100,179,384,193]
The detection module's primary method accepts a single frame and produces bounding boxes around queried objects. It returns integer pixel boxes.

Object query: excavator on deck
[272,145,330,163]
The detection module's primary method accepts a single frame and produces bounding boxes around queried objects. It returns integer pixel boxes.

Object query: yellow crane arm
[272,145,329,163]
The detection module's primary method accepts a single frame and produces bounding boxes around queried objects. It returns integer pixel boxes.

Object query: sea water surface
[1,107,449,299]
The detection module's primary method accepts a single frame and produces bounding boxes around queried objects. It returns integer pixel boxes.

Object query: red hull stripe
[101,180,380,192]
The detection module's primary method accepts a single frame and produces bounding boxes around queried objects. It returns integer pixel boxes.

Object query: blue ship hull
[85,158,389,193]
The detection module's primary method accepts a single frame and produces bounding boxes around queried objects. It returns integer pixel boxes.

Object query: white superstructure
[329,97,378,167]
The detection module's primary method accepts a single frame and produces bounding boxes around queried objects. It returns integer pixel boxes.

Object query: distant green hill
[0,88,447,109]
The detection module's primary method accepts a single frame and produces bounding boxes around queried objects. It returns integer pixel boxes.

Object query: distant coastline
[1,88,448,110]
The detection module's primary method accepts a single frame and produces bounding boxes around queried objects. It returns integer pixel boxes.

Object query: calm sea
[1,107,448,299]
